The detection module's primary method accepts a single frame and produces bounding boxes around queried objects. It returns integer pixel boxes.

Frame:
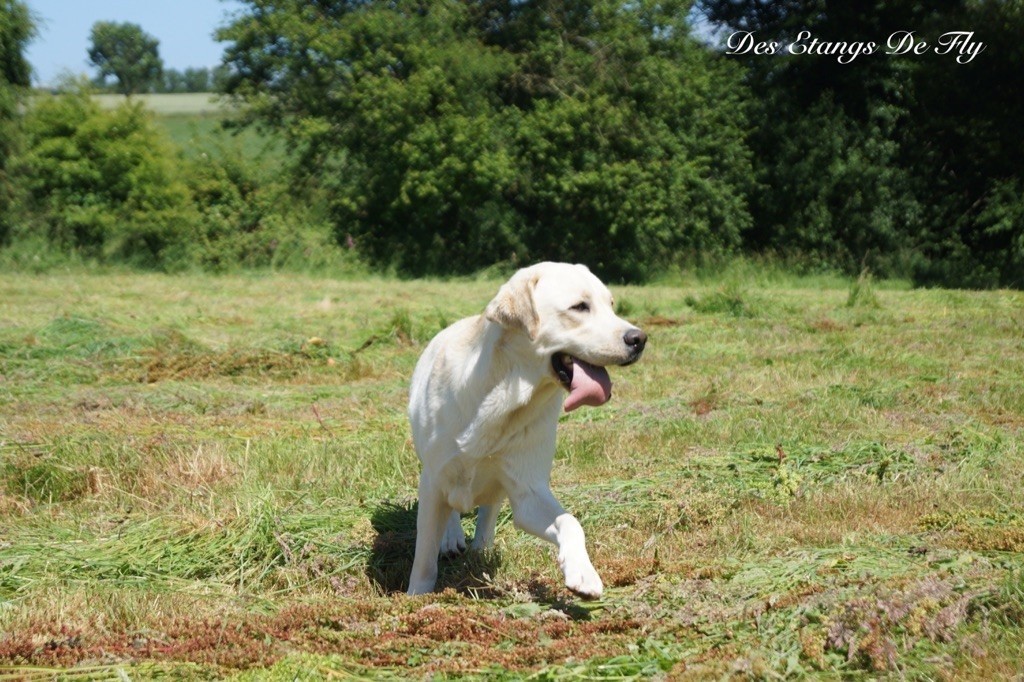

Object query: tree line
[92,63,229,95]
[2,0,1021,286]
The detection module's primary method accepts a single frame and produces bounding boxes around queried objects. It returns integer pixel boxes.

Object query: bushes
[184,145,353,272]
[5,84,353,273]
[3,1,1020,286]
[13,86,195,267]
[741,94,922,279]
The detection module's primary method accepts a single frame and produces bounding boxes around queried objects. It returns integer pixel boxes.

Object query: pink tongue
[563,358,612,412]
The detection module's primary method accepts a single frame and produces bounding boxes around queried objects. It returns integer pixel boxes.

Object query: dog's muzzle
[622,327,647,365]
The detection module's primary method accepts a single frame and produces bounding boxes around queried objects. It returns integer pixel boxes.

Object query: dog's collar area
[552,353,573,390]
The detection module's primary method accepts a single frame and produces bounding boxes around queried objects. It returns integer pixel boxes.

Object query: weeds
[684,280,763,317]
[847,267,881,308]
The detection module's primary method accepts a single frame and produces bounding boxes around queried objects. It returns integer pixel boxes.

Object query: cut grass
[0,270,1022,678]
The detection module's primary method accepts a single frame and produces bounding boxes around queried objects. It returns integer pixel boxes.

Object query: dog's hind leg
[508,485,603,599]
[407,474,452,595]
[440,510,467,555]
[470,502,502,551]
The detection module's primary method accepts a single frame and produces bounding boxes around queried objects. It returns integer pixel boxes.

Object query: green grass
[91,92,281,160]
[1,270,1022,679]
[157,113,283,162]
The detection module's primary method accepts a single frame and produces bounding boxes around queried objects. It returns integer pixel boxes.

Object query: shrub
[12,83,196,267]
[182,141,356,273]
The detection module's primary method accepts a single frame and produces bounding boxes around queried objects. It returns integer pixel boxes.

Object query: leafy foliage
[219,0,752,281]
[87,21,163,95]
[0,0,33,242]
[12,84,195,266]
[154,65,230,93]
[181,140,353,272]
[5,81,356,272]
[2,1,1021,286]
[700,0,1024,287]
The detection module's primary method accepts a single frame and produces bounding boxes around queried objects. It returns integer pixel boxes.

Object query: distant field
[157,113,282,160]
[92,92,282,160]
[93,92,224,115]
[0,270,1022,679]
[27,92,271,158]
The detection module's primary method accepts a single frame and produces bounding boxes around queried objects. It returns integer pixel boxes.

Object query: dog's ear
[485,269,540,339]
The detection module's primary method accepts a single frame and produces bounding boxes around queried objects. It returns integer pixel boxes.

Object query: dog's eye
[570,302,590,313]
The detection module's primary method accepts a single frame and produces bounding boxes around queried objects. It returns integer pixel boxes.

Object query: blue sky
[24,0,245,86]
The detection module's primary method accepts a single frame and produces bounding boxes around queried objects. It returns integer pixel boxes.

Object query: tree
[1,0,33,242]
[218,0,752,281]
[182,67,211,92]
[906,1,1024,287]
[87,21,163,95]
[699,0,1024,287]
[159,68,187,93]
[158,67,213,93]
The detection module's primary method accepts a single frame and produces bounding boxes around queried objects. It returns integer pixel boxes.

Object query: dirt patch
[0,597,651,676]
[601,556,663,587]
[135,349,308,383]
[809,318,848,333]
[641,315,685,328]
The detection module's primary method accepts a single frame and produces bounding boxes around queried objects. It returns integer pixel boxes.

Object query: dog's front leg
[508,485,603,598]
[407,473,452,595]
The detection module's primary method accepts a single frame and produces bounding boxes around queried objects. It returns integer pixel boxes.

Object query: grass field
[1,268,1023,679]
[89,92,277,159]
[93,93,224,115]
[22,92,271,163]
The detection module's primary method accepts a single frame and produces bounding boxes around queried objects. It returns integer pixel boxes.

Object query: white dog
[406,262,647,598]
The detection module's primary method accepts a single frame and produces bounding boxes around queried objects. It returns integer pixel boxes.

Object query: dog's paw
[407,579,435,596]
[440,515,467,555]
[469,535,494,552]
[565,567,603,599]
[561,558,604,599]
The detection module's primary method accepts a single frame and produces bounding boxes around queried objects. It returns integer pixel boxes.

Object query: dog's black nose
[624,328,647,354]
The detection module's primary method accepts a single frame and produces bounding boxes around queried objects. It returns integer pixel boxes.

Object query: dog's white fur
[407,262,645,597]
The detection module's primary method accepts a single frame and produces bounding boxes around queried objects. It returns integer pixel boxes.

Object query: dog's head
[485,262,647,411]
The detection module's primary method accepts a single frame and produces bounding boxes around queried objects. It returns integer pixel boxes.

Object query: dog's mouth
[552,353,613,412]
